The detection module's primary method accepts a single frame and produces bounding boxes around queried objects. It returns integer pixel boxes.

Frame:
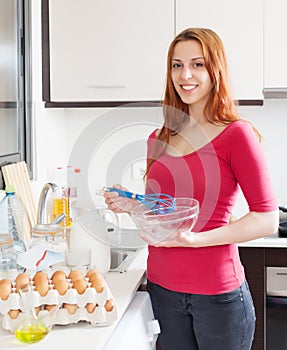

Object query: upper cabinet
[44,0,287,106]
[263,0,287,97]
[175,0,264,102]
[42,0,174,105]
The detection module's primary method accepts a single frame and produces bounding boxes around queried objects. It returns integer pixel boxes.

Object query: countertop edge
[0,248,148,350]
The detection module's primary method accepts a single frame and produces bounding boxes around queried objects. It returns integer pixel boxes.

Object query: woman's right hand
[103,184,138,214]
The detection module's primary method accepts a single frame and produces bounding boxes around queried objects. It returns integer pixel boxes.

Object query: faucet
[37,182,58,224]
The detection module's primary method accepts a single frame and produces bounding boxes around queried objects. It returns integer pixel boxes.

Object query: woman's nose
[181,67,192,79]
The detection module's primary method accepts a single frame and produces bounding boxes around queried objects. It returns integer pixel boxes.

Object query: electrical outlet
[132,160,146,180]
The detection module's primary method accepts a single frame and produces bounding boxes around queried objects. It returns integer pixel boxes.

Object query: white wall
[30,1,287,219]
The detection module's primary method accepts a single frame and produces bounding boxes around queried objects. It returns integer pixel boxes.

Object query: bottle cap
[5,185,15,194]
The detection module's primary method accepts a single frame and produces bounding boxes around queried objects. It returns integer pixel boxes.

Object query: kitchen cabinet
[263,0,287,97]
[42,0,174,106]
[175,0,264,103]
[239,245,287,350]
[104,292,158,350]
[239,247,265,350]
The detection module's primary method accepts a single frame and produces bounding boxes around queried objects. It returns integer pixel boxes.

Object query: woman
[104,28,278,349]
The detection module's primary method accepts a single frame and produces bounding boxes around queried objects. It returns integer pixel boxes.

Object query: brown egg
[8,309,21,319]
[85,269,99,278]
[85,303,97,313]
[68,269,83,283]
[45,304,57,311]
[33,271,48,285]
[0,279,12,300]
[51,270,67,284]
[89,272,105,293]
[53,279,69,296]
[73,279,88,295]
[34,278,49,297]
[63,303,77,314]
[104,299,115,312]
[15,272,30,292]
[34,306,41,316]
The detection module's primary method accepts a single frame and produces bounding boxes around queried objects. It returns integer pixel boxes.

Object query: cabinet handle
[86,85,126,89]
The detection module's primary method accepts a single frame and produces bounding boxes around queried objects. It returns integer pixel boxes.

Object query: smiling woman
[0,0,32,189]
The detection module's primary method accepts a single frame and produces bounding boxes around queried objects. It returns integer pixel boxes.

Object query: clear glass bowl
[131,198,199,244]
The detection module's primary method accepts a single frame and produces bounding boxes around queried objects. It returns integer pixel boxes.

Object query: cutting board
[1,161,37,245]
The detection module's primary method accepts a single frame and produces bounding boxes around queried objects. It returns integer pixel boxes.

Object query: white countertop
[238,235,287,248]
[0,247,148,350]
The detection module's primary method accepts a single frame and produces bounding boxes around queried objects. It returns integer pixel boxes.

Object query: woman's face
[171,40,212,109]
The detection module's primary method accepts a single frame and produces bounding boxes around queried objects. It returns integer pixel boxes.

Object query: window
[0,0,32,189]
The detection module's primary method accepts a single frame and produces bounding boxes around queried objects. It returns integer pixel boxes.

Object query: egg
[53,279,69,295]
[73,279,88,295]
[104,299,115,312]
[0,279,12,300]
[85,303,97,313]
[68,269,83,283]
[15,272,30,292]
[89,272,105,293]
[45,304,57,311]
[51,270,67,284]
[33,271,49,285]
[35,306,41,316]
[85,269,99,278]
[34,278,49,297]
[8,309,21,319]
[63,303,77,314]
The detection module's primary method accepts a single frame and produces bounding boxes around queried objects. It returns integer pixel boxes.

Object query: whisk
[102,187,176,214]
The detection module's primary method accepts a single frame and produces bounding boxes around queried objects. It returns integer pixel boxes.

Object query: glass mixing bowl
[131,198,199,244]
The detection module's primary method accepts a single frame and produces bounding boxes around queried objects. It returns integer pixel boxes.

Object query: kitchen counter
[0,247,148,350]
[238,233,287,248]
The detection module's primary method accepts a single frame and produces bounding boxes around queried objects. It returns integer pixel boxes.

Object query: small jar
[0,233,18,279]
[29,224,68,265]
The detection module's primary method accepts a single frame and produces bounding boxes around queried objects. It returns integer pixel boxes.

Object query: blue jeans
[147,279,256,350]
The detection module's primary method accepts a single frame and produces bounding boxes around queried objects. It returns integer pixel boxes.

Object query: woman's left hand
[139,231,200,247]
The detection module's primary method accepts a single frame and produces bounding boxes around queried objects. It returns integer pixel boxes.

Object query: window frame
[0,0,33,189]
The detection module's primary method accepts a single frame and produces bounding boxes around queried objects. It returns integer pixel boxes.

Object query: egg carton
[0,282,111,315]
[1,300,118,333]
[0,272,118,332]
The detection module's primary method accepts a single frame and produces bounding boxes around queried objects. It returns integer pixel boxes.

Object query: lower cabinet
[103,292,159,350]
[239,248,265,350]
[239,246,287,350]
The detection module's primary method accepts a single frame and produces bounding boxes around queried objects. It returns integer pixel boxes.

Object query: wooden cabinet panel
[239,247,265,350]
[43,0,174,103]
[264,0,287,91]
[265,248,287,267]
[176,0,263,101]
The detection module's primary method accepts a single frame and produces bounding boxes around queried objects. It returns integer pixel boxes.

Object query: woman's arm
[151,210,279,248]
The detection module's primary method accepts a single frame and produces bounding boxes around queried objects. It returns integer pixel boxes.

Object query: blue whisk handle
[103,187,140,200]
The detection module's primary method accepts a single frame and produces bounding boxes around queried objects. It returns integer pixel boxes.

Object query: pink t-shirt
[145,120,277,294]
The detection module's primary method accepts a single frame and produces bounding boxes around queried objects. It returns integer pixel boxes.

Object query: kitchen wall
[31,1,287,219]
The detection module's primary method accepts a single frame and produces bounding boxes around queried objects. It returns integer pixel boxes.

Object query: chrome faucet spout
[37,182,58,224]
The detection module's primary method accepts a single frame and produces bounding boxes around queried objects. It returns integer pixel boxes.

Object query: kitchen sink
[109,248,138,272]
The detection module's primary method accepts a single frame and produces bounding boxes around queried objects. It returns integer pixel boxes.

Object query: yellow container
[52,197,71,227]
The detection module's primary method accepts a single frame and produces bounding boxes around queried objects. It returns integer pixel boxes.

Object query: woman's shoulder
[148,128,161,140]
[221,120,258,139]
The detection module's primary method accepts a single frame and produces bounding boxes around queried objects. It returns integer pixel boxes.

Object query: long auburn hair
[145,28,258,177]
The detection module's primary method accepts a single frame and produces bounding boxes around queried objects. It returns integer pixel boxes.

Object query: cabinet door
[47,0,174,102]
[175,0,263,101]
[264,0,287,90]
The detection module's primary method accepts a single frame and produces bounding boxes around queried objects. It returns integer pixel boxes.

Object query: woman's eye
[172,63,182,68]
[193,62,204,68]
